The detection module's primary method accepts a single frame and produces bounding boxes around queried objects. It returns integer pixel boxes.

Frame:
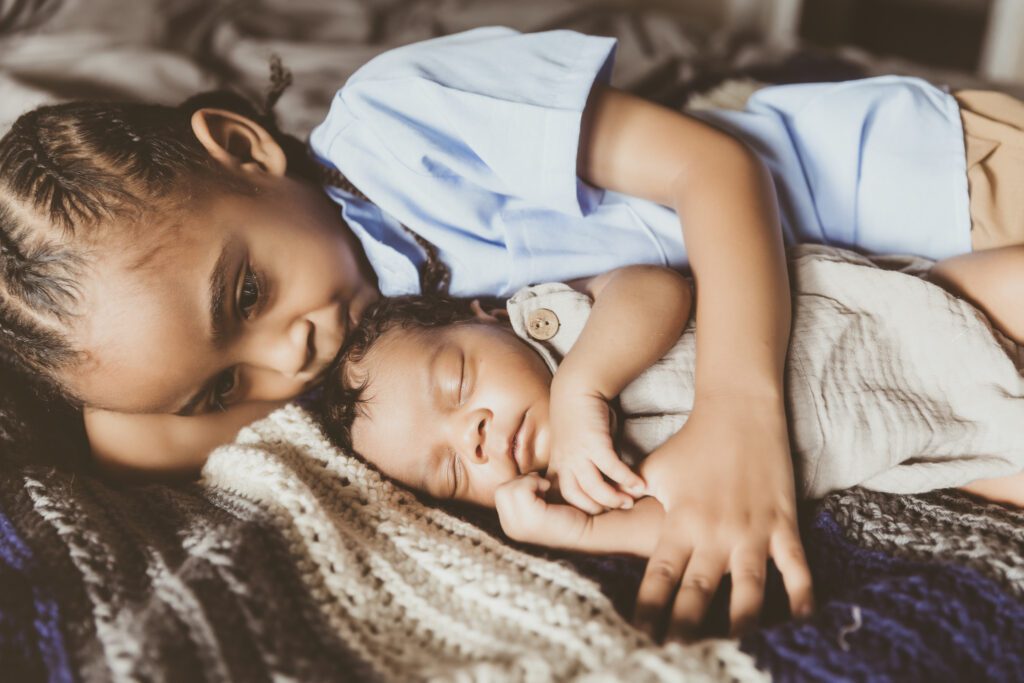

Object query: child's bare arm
[578,84,809,639]
[495,474,665,556]
[547,265,692,512]
[929,244,1024,345]
[85,401,287,481]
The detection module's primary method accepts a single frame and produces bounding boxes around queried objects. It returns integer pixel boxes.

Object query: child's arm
[546,265,692,511]
[576,84,810,640]
[495,473,665,557]
[84,400,287,481]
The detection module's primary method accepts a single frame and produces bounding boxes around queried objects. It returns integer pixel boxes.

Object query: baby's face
[347,322,553,507]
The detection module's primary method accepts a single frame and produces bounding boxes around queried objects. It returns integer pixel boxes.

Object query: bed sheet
[1,1,1022,680]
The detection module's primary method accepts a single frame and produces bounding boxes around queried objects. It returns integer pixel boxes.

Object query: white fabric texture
[202,405,768,682]
[508,244,1024,499]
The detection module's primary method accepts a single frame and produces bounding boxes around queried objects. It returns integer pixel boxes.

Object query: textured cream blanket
[202,406,766,681]
[509,244,1024,499]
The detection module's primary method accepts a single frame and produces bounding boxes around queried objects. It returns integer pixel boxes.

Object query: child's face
[347,322,553,507]
[67,168,379,416]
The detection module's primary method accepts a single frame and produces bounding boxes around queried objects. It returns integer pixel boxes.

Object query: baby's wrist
[550,366,605,404]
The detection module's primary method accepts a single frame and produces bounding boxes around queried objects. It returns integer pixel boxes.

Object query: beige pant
[954,89,1024,251]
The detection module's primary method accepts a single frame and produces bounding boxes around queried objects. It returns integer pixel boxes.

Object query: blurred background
[1,0,1022,135]
[701,0,1022,80]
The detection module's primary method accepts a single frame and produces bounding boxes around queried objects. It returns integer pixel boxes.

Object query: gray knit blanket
[2,405,1022,681]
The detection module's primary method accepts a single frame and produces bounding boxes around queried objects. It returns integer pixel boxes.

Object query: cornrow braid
[264,53,293,114]
[1,109,128,231]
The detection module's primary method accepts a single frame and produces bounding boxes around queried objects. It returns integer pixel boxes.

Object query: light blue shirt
[309,26,971,297]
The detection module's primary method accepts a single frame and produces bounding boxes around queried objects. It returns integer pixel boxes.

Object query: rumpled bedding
[3,403,1022,681]
[2,0,1023,680]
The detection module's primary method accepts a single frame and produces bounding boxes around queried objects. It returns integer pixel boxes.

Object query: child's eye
[238,264,261,319]
[210,368,239,411]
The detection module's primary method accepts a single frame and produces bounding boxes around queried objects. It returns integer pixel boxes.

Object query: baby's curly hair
[319,295,506,455]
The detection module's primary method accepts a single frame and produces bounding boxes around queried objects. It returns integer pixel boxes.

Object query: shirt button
[526,308,560,340]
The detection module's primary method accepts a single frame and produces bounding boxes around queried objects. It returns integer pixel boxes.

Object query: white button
[526,308,559,341]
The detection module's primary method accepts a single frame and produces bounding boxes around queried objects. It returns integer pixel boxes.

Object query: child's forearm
[672,142,790,400]
[556,265,692,400]
[566,497,665,557]
[85,400,286,481]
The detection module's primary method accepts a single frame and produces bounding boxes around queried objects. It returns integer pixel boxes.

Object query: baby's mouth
[511,412,528,474]
[511,428,520,472]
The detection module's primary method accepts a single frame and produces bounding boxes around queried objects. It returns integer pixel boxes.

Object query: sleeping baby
[320,244,1024,557]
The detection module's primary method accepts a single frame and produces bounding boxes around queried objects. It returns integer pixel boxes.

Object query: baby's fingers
[594,452,646,498]
[559,472,607,515]
[576,461,634,509]
[499,473,549,504]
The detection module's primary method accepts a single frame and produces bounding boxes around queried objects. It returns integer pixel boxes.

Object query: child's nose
[247,316,314,378]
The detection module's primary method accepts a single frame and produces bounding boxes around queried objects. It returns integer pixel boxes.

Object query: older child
[321,249,1024,564]
[4,26,1024,638]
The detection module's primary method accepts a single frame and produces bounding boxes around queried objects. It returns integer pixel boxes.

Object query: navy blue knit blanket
[2,460,1022,681]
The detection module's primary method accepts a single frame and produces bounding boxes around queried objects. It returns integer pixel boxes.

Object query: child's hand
[494,473,591,547]
[547,385,645,514]
[633,396,813,642]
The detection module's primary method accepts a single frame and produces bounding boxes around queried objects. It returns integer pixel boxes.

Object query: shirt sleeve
[332,26,617,217]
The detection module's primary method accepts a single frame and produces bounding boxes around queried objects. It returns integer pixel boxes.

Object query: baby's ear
[469,299,509,324]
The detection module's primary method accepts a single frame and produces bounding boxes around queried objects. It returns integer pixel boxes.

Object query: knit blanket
[2,405,1022,681]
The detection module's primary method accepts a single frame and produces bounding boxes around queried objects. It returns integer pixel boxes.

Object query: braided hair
[0,55,451,465]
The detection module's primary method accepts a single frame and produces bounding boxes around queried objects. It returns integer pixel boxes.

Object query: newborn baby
[321,245,1024,556]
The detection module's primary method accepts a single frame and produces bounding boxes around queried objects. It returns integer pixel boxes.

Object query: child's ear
[190,108,287,177]
[469,299,509,324]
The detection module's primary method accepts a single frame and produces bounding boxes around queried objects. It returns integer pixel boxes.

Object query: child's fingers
[559,473,606,515]
[594,452,647,498]
[576,463,634,509]
[770,529,815,620]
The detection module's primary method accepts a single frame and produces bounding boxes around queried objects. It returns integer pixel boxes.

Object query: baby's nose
[459,410,490,463]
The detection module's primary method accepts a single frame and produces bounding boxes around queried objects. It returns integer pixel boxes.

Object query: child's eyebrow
[208,235,242,349]
[172,235,241,416]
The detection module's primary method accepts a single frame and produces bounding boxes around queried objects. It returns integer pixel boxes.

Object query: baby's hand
[495,473,591,548]
[547,387,645,514]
